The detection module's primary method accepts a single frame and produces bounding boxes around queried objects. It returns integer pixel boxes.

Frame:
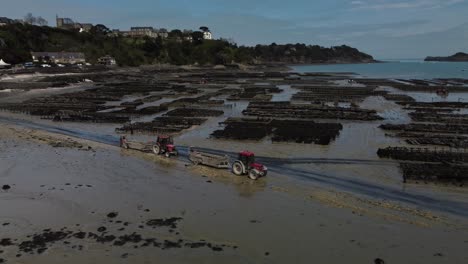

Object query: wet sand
[1,69,468,263]
[1,123,468,264]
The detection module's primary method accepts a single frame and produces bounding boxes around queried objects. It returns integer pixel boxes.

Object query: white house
[203,31,213,40]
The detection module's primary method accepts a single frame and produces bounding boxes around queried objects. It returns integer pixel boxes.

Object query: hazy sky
[2,0,468,59]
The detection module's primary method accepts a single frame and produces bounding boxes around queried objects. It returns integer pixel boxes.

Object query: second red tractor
[232,151,268,180]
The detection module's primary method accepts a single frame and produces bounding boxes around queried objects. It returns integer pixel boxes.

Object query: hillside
[0,23,375,66]
[425,52,468,62]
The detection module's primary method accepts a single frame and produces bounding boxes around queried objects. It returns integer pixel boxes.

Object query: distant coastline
[425,52,468,62]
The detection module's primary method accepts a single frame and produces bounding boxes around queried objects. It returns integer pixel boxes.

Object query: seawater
[290,60,468,79]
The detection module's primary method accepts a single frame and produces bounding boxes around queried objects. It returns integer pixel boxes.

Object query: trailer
[120,136,178,157]
[120,136,153,152]
[189,147,230,169]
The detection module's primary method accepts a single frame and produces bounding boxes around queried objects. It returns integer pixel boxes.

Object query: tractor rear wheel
[152,145,161,155]
[232,161,244,176]
[248,169,259,180]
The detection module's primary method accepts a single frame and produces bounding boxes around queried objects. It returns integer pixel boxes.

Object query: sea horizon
[291,60,468,79]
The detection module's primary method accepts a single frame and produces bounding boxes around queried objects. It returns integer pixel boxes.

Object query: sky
[2,0,468,59]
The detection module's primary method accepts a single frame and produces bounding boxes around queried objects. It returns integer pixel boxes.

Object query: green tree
[191,31,204,44]
[0,22,374,66]
[168,29,183,39]
[90,24,110,36]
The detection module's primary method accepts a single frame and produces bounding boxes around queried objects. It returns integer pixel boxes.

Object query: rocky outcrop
[425,52,468,62]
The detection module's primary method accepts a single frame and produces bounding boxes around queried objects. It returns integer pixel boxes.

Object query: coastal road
[2,115,468,218]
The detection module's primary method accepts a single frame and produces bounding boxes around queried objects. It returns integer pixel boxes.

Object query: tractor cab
[238,151,256,167]
[157,135,174,146]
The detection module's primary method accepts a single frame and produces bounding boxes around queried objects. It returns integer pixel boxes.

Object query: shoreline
[0,60,380,77]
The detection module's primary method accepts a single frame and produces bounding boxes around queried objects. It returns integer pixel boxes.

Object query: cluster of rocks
[0,211,237,262]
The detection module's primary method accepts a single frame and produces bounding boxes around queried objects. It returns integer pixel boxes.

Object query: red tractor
[232,151,268,180]
[152,135,178,157]
[436,88,449,97]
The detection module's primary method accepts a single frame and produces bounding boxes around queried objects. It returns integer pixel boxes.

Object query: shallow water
[271,85,298,101]
[291,61,468,79]
[0,83,92,104]
[405,91,468,103]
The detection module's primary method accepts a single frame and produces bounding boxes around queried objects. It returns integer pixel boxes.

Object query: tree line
[0,23,374,66]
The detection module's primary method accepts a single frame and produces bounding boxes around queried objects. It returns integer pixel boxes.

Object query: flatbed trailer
[189,147,230,169]
[120,136,178,157]
[120,137,156,152]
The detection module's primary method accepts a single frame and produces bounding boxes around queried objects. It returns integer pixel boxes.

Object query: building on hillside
[156,28,169,39]
[127,27,158,38]
[56,16,74,29]
[0,17,13,26]
[97,55,117,66]
[203,31,213,40]
[121,27,169,39]
[31,52,86,64]
[56,15,93,32]
[78,23,93,32]
[180,30,193,42]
